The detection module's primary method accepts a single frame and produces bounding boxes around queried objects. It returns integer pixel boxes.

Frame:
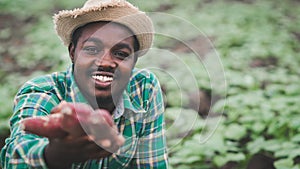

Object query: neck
[85,96,121,114]
[96,99,116,114]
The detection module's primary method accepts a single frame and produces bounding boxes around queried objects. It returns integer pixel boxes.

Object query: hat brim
[54,6,154,56]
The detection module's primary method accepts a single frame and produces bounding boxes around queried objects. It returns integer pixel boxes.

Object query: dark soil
[0,14,51,80]
[187,90,221,117]
[249,56,278,68]
[170,35,215,59]
[246,153,275,169]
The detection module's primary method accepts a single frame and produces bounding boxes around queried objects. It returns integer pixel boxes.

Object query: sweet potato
[21,101,125,152]
[59,102,93,137]
[58,103,125,150]
[96,109,114,127]
[20,113,67,138]
[86,109,125,151]
[21,102,93,138]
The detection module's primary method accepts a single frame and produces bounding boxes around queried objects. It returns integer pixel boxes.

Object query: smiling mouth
[92,75,113,83]
[90,70,115,89]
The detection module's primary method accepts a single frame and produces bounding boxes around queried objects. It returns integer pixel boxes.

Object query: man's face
[69,22,137,109]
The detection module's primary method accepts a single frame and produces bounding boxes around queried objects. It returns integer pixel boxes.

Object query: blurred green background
[0,0,300,168]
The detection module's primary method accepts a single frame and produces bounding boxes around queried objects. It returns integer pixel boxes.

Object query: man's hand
[44,135,112,169]
[21,101,125,168]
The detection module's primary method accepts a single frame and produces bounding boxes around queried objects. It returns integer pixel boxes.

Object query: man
[0,0,168,168]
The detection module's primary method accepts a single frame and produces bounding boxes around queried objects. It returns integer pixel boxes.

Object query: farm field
[0,0,300,168]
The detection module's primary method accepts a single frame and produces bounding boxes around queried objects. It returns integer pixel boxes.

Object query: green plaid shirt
[1,66,168,169]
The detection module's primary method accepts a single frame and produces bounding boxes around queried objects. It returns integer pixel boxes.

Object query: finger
[60,103,94,137]
[50,100,68,114]
[73,103,94,117]
[21,114,67,138]
[88,123,125,146]
[94,109,114,126]
[60,112,87,137]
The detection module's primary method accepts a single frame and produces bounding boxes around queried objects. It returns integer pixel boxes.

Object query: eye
[112,51,130,59]
[83,46,100,55]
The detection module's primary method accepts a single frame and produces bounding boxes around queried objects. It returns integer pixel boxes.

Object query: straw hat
[54,0,154,56]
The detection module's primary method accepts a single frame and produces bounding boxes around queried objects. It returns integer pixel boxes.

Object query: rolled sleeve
[3,133,49,169]
[1,76,60,169]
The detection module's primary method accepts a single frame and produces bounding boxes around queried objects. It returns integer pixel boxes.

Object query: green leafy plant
[1,0,300,168]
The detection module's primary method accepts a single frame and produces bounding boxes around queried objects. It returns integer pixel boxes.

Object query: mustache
[96,66,115,73]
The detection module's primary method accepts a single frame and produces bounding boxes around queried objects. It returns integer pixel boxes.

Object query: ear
[68,43,75,63]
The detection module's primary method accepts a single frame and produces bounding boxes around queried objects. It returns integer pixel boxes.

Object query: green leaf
[274,158,294,169]
[204,129,227,154]
[291,134,300,143]
[224,124,247,141]
[226,153,246,162]
[169,156,184,165]
[251,122,266,133]
[263,140,282,152]
[213,153,245,167]
[213,155,228,167]
[165,108,200,139]
[184,156,202,164]
[247,137,265,155]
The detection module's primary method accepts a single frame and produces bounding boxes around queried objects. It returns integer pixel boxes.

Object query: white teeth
[92,75,113,82]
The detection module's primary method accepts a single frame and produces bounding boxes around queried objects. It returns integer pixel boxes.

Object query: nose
[95,50,117,68]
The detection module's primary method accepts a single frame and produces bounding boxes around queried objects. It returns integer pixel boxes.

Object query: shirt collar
[122,90,147,114]
[67,65,89,103]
